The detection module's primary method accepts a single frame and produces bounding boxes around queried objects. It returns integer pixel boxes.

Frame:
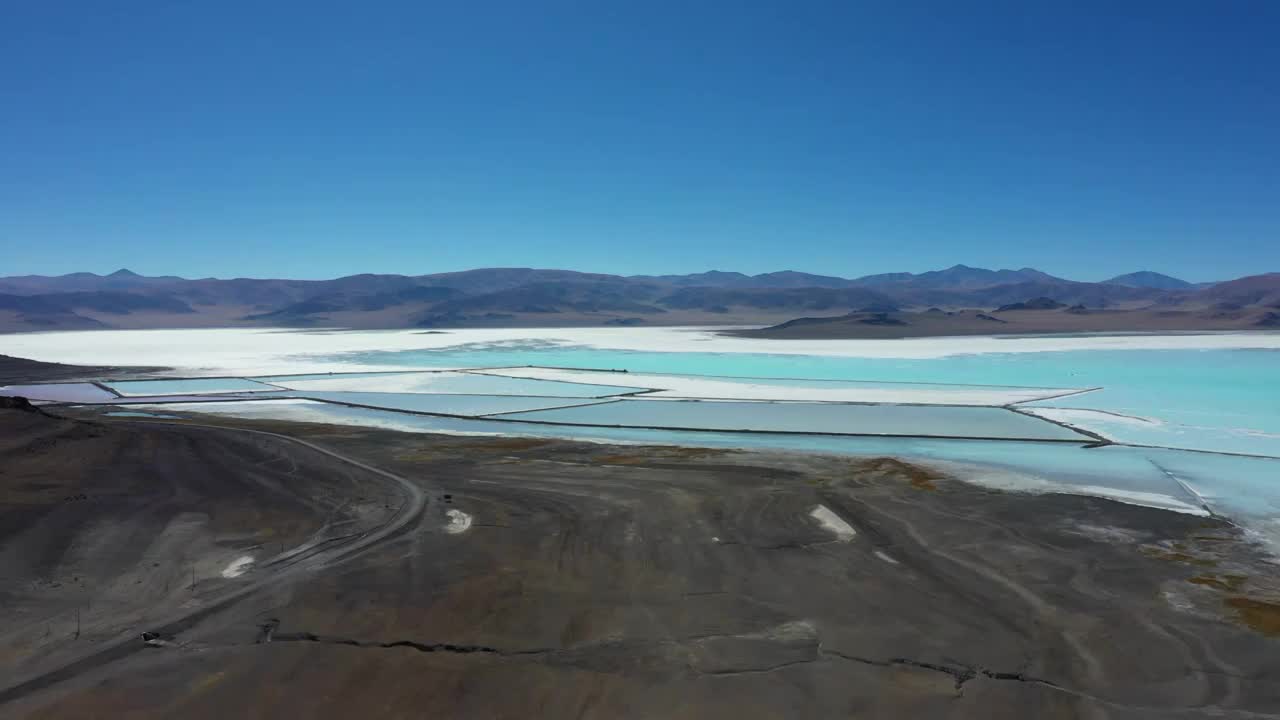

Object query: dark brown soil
[3,410,1279,719]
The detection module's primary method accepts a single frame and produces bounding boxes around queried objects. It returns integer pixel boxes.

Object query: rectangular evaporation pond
[491,399,1093,441]
[121,401,1211,517]
[251,371,440,383]
[294,391,616,418]
[268,371,646,397]
[105,378,280,396]
[0,382,118,403]
[484,368,1083,406]
[108,392,287,405]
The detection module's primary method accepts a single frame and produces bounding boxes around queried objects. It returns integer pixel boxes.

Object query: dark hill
[1105,271,1195,290]
[1200,273,1280,308]
[995,297,1066,312]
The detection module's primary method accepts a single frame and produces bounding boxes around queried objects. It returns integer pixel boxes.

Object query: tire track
[0,420,428,709]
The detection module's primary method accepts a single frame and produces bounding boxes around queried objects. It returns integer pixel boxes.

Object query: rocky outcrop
[1255,311,1280,327]
[0,396,39,412]
[994,297,1066,312]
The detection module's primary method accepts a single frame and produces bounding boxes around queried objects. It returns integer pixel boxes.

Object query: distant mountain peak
[1104,271,1193,290]
[108,268,141,278]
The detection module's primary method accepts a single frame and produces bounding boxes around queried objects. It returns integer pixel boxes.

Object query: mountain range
[1,265,1276,334]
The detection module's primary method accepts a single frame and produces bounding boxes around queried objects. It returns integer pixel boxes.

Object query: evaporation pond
[294,391,615,417]
[265,371,645,397]
[104,378,281,396]
[137,398,1211,516]
[484,367,1084,405]
[494,399,1092,441]
[0,383,117,403]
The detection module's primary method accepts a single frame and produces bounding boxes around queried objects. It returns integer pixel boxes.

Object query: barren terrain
[2,400,1278,718]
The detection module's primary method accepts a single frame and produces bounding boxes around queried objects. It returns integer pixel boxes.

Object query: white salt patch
[1162,589,1195,613]
[918,459,1211,517]
[7,327,1280,377]
[1241,429,1280,439]
[445,509,472,534]
[1027,407,1161,429]
[1071,485,1211,517]
[810,505,856,541]
[220,556,254,578]
[1067,523,1147,544]
[874,550,899,565]
[759,620,817,641]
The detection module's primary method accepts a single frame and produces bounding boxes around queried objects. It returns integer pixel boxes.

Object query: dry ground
[2,408,1279,718]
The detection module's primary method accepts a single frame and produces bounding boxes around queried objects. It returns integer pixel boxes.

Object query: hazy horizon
[0,263,1244,285]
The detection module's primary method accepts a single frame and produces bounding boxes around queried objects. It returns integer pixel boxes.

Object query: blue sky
[3,2,1277,282]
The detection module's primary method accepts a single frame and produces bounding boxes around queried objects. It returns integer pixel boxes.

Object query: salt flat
[6,327,1280,375]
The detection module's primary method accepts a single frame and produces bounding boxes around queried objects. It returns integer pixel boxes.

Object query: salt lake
[4,327,1278,546]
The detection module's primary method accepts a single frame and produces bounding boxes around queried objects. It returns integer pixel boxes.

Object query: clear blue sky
[3,1,1277,282]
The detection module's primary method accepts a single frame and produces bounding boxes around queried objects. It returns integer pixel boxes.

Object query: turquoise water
[1024,408,1280,458]
[327,346,1280,457]
[328,344,1272,392]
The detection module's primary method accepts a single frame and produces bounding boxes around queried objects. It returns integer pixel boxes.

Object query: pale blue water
[106,378,279,396]
[292,391,615,417]
[496,398,1090,441]
[0,382,118,403]
[260,371,646,397]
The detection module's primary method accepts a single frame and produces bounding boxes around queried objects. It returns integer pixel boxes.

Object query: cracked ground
[3,409,1280,719]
